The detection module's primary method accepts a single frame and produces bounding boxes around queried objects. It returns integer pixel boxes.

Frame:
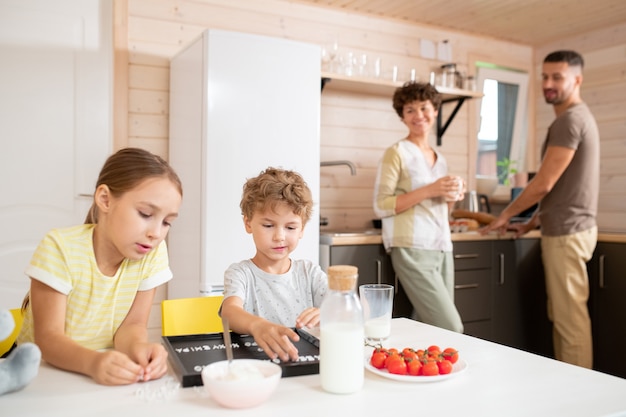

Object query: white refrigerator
[168,29,321,298]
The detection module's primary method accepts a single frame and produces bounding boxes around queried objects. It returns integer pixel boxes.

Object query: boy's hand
[296,307,320,329]
[250,321,300,362]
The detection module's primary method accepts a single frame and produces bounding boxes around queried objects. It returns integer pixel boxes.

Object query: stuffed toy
[0,309,41,395]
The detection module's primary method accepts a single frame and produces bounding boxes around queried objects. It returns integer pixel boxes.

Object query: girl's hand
[130,342,169,382]
[90,350,144,386]
[295,307,320,329]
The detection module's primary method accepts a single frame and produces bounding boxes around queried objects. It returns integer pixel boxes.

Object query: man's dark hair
[544,50,584,68]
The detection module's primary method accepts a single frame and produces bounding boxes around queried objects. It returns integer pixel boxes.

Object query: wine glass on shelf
[321,46,331,72]
[343,51,356,76]
[321,39,338,74]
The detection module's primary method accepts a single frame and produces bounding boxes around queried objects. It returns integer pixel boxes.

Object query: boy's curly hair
[240,167,313,224]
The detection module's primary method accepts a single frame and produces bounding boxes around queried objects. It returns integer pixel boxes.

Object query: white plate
[364,352,468,382]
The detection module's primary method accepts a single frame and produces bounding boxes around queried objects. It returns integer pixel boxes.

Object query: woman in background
[373,81,463,333]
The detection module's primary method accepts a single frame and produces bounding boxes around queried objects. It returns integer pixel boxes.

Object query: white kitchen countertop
[3,318,626,417]
[320,229,543,246]
[320,229,626,246]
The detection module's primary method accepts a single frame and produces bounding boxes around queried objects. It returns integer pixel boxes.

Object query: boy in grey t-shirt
[221,167,327,362]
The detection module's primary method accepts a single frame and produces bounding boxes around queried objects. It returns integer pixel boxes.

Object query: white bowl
[475,175,499,196]
[201,359,282,409]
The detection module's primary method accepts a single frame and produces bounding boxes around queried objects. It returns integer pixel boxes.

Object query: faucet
[320,160,356,175]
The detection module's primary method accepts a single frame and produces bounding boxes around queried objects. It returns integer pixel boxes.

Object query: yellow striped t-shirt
[18,224,172,350]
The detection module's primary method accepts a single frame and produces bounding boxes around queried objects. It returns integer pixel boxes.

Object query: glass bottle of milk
[319,265,364,394]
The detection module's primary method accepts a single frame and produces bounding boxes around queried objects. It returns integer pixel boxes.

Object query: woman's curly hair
[392,81,442,117]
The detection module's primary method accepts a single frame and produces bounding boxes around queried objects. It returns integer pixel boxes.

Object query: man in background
[481,50,600,369]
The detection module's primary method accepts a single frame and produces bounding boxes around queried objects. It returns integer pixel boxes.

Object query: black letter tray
[162,330,319,387]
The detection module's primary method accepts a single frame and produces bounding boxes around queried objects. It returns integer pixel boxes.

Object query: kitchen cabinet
[452,241,492,340]
[513,238,553,357]
[490,239,522,347]
[319,243,412,317]
[320,71,483,145]
[490,236,626,375]
[319,235,558,358]
[588,242,626,378]
[320,244,391,287]
[490,237,626,376]
[490,239,553,358]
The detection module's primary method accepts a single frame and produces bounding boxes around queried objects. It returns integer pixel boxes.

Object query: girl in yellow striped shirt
[18,148,183,385]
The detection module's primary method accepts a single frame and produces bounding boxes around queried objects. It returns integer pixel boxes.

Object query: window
[475,66,529,186]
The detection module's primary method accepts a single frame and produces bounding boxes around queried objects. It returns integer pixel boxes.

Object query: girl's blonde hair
[22,148,182,312]
[84,147,183,224]
[240,167,313,224]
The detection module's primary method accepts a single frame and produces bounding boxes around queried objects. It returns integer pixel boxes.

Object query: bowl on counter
[476,175,498,197]
[201,359,282,409]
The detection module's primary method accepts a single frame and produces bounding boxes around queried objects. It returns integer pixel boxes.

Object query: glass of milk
[359,284,394,344]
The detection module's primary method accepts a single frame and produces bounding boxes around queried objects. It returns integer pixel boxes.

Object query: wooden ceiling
[289,0,626,45]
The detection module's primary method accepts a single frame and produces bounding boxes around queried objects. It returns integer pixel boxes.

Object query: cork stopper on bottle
[327,265,358,291]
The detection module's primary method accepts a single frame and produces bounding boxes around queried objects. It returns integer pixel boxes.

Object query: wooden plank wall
[121,0,534,339]
[123,0,532,230]
[535,23,626,233]
[115,0,623,337]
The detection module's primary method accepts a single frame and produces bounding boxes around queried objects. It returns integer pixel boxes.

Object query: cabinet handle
[499,253,505,285]
[454,253,479,260]
[375,260,382,285]
[454,283,479,290]
[599,254,605,289]
[394,273,399,295]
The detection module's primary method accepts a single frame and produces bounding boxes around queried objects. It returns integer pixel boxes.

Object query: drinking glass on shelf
[357,54,368,77]
[372,57,382,79]
[391,65,400,82]
[343,51,356,76]
[321,40,338,73]
[321,47,331,72]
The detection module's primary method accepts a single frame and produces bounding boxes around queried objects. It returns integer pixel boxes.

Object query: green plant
[496,157,518,186]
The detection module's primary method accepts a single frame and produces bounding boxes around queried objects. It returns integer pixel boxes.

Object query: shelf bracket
[321,77,331,91]
[437,97,467,146]
[320,75,477,146]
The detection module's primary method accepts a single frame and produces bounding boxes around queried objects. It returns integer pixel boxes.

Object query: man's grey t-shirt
[539,102,599,236]
[223,259,327,326]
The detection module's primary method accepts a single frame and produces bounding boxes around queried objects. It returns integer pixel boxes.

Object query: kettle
[456,191,491,213]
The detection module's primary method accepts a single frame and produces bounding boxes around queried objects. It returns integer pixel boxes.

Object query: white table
[3,318,626,417]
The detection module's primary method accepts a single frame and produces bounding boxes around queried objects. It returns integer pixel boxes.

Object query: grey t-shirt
[223,259,328,327]
[539,102,599,236]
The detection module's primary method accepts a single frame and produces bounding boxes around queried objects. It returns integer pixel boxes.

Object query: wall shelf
[321,71,483,146]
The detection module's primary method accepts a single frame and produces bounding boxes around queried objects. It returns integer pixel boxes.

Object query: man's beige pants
[541,226,597,369]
